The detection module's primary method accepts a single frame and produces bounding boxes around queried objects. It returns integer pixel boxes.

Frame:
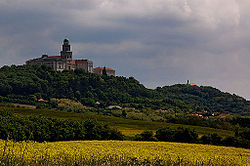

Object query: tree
[122,110,127,118]
[174,127,198,143]
[210,133,222,145]
[238,128,250,140]
[102,67,107,76]
[200,135,211,144]
[155,127,175,141]
[135,131,157,141]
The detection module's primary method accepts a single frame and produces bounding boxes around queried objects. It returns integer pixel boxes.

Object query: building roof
[26,59,36,63]
[218,114,230,117]
[189,83,196,86]
[94,67,114,71]
[75,59,88,62]
[48,56,61,58]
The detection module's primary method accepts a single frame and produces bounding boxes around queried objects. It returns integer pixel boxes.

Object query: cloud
[1,0,250,99]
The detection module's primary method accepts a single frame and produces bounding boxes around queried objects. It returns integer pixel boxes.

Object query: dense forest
[0,65,250,115]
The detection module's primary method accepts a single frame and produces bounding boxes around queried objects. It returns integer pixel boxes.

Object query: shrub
[155,127,175,141]
[174,127,198,143]
[210,133,222,145]
[238,128,250,140]
[200,135,211,144]
[155,127,198,143]
[134,131,157,141]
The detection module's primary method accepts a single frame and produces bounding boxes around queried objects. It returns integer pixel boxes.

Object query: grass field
[0,106,234,137]
[0,139,249,165]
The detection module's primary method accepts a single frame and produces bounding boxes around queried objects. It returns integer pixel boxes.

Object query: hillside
[157,84,250,115]
[0,105,234,138]
[0,64,250,115]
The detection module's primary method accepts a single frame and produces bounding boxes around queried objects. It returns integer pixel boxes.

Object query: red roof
[48,56,61,58]
[218,114,230,117]
[26,59,36,63]
[189,83,196,86]
[75,59,88,62]
[94,67,114,71]
[38,98,48,102]
[38,98,46,102]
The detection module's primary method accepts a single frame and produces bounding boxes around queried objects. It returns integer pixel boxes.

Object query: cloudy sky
[1,0,250,99]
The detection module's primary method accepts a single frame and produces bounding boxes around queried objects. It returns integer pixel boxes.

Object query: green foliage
[210,133,222,145]
[155,127,176,142]
[102,67,107,76]
[134,131,157,141]
[201,133,250,148]
[155,126,249,148]
[199,133,222,145]
[155,127,198,143]
[157,84,250,115]
[126,112,151,121]
[0,105,235,138]
[51,98,90,113]
[238,128,250,140]
[0,110,124,142]
[0,65,249,115]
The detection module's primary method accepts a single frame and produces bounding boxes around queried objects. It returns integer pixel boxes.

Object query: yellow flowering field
[0,139,249,165]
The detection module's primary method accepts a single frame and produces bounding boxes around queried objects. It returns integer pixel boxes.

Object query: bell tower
[61,38,72,59]
[60,38,73,70]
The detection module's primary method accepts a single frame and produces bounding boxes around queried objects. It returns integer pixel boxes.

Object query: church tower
[60,38,72,70]
[61,38,72,59]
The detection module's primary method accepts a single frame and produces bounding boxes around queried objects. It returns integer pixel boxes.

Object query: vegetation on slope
[0,65,250,115]
[0,106,249,148]
[0,105,234,138]
[157,85,250,115]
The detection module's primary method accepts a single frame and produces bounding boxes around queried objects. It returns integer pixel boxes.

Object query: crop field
[0,106,234,138]
[0,139,249,165]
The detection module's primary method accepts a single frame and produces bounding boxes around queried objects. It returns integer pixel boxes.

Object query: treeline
[135,127,250,149]
[0,111,123,142]
[0,110,249,148]
[0,64,250,115]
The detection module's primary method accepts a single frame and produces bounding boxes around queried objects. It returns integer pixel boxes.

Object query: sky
[1,0,250,99]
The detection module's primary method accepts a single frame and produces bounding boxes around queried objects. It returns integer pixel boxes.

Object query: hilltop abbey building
[26,39,115,76]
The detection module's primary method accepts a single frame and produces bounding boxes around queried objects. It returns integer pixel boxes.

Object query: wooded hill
[0,65,249,115]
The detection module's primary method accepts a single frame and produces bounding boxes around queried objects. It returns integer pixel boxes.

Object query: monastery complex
[26,39,115,76]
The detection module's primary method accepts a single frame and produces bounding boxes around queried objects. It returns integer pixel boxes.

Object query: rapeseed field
[0,139,249,165]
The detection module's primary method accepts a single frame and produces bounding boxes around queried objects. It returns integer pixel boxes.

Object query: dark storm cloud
[1,0,250,99]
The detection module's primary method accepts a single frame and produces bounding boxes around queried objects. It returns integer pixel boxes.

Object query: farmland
[0,105,233,138]
[0,139,249,165]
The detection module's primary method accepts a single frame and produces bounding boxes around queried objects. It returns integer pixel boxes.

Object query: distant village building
[26,39,93,73]
[93,67,115,76]
[107,105,122,109]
